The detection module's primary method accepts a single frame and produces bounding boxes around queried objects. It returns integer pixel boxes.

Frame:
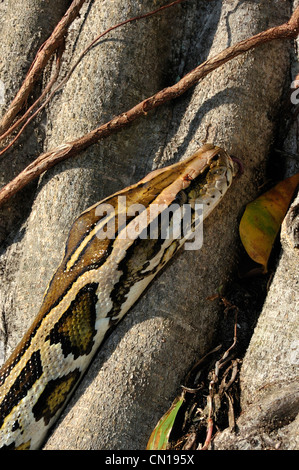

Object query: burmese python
[0,144,235,450]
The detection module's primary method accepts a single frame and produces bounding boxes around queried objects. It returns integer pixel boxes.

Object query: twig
[0,42,65,156]
[1,7,299,207]
[200,376,216,450]
[199,300,239,449]
[224,391,236,431]
[183,344,222,387]
[220,360,239,393]
[200,416,213,450]
[0,0,86,136]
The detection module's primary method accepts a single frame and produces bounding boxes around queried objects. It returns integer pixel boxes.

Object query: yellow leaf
[239,173,299,273]
[146,394,184,450]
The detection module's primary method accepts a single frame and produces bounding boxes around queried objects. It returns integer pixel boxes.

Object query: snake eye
[174,190,188,205]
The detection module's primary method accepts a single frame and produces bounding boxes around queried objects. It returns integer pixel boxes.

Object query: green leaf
[146,394,184,450]
[239,173,299,272]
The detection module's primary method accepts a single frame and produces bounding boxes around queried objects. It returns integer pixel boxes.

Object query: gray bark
[213,192,299,450]
[0,0,297,450]
[0,0,70,243]
[213,3,299,448]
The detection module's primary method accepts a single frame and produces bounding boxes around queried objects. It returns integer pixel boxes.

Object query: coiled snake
[0,144,235,450]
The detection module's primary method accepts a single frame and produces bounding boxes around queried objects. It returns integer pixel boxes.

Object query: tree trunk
[0,0,297,450]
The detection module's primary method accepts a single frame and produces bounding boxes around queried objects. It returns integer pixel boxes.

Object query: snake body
[0,144,234,450]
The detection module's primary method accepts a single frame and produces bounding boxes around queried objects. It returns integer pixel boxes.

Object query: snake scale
[0,144,234,450]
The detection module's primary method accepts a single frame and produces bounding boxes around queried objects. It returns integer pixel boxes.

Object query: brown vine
[0,0,87,137]
[0,0,187,151]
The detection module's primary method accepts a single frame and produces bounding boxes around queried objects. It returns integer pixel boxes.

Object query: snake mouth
[211,147,236,175]
[212,148,242,179]
[184,147,234,205]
